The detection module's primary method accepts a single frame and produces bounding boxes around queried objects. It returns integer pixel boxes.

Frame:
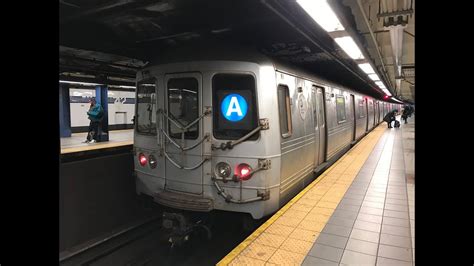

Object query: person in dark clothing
[383,109,398,128]
[83,98,104,143]
[401,106,410,124]
[408,105,414,117]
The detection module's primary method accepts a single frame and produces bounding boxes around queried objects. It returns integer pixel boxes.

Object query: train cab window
[212,74,258,140]
[136,77,157,135]
[168,78,199,139]
[277,85,292,138]
[336,95,346,123]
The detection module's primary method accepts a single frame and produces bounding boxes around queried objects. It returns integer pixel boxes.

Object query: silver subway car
[133,46,399,219]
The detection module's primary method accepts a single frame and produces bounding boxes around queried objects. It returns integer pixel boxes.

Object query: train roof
[146,41,391,102]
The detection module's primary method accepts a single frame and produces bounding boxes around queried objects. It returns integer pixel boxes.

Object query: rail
[59,216,161,266]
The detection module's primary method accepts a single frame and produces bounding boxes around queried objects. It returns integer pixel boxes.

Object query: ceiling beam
[60,55,143,70]
[60,0,161,24]
[59,74,136,86]
[60,63,137,79]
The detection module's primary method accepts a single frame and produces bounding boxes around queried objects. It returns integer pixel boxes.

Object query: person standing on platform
[401,106,410,124]
[83,98,104,143]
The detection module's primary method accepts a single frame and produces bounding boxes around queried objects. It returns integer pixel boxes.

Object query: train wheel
[242,214,259,232]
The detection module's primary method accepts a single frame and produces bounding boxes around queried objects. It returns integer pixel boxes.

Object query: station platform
[219,116,415,265]
[60,129,133,154]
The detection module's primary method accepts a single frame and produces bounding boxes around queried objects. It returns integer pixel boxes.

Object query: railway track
[59,210,265,266]
[60,216,162,266]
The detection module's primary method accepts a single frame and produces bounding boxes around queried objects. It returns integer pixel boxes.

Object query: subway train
[132,45,401,225]
[68,88,135,132]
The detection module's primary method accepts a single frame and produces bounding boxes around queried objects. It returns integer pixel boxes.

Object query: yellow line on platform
[217,124,387,265]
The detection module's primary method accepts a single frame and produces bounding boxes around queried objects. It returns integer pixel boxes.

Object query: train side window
[336,95,346,123]
[359,99,365,118]
[136,77,157,135]
[278,85,292,138]
[167,78,199,139]
[311,88,318,125]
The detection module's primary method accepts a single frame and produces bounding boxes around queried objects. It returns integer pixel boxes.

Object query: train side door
[365,98,369,132]
[163,72,204,195]
[311,87,320,166]
[377,102,380,123]
[315,86,326,165]
[373,100,376,127]
[350,94,356,141]
[311,85,327,167]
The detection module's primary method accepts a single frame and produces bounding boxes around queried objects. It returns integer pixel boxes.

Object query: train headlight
[215,162,231,178]
[138,153,147,166]
[235,163,252,181]
[149,155,157,169]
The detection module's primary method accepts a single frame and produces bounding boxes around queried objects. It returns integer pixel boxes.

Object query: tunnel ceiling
[60,0,410,102]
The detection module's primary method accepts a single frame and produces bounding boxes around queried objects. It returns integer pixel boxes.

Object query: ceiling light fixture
[296,0,345,32]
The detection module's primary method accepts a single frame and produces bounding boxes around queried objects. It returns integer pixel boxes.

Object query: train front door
[312,86,326,166]
[163,72,204,195]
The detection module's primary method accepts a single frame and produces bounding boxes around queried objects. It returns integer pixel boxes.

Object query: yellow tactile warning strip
[60,140,133,154]
[218,124,387,265]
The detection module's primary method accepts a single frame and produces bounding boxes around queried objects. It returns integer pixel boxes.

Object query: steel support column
[59,83,72,137]
[95,85,109,142]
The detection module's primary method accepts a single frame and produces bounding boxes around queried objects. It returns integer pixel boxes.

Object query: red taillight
[138,153,147,166]
[235,163,252,181]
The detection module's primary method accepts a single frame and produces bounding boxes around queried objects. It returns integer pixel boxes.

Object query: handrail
[163,152,209,170]
[161,129,209,151]
[212,118,269,151]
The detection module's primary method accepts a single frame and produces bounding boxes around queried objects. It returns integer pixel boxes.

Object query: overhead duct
[380,0,413,96]
[388,25,405,79]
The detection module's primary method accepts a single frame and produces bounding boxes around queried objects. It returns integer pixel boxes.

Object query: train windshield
[212,74,258,140]
[136,78,157,135]
[167,78,199,139]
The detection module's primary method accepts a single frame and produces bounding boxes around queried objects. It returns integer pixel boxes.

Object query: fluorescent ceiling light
[296,0,345,32]
[375,81,385,87]
[358,63,375,74]
[109,85,136,89]
[60,80,136,89]
[334,36,364,60]
[368,74,380,81]
[392,98,402,103]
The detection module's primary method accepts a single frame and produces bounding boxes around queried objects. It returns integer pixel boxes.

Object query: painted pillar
[95,85,109,142]
[59,83,72,137]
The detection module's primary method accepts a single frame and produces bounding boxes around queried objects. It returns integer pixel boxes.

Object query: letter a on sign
[221,93,248,122]
[226,96,243,117]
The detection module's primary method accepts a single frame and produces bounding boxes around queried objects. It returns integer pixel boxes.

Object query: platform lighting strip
[60,80,101,86]
[296,0,345,32]
[368,73,380,81]
[109,85,136,89]
[297,0,391,97]
[392,98,402,103]
[59,80,136,89]
[334,36,364,60]
[358,63,375,74]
